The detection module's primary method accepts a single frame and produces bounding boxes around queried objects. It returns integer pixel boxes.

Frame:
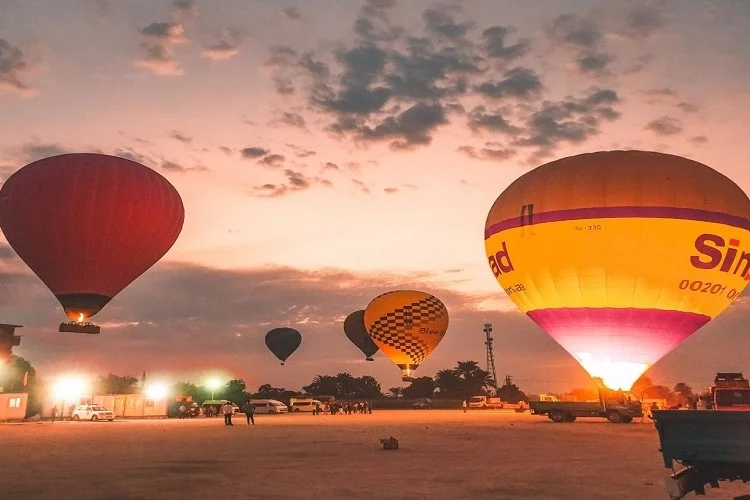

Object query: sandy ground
[1,410,748,500]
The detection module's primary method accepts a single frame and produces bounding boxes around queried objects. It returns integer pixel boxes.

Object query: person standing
[222,402,234,426]
[462,400,468,413]
[242,400,255,425]
[51,405,58,423]
[178,404,187,419]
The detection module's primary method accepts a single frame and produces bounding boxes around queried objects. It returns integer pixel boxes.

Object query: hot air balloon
[364,290,449,381]
[343,309,379,361]
[484,150,750,391]
[0,153,184,334]
[265,327,302,365]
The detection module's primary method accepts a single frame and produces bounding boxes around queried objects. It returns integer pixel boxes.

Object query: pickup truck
[529,386,643,423]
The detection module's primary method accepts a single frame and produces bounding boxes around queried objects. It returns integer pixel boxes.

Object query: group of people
[313,401,372,415]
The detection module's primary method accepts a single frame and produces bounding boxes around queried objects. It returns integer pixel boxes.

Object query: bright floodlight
[145,383,168,400]
[206,377,222,390]
[54,376,87,400]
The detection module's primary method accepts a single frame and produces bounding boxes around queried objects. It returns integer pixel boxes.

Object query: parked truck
[652,373,750,499]
[467,395,506,409]
[529,378,643,423]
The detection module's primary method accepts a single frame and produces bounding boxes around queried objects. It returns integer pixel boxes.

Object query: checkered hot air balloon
[364,290,449,381]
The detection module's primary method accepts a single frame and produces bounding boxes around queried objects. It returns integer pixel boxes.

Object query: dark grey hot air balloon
[343,310,379,361]
[265,327,302,365]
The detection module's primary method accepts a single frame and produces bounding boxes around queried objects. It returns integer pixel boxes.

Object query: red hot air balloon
[0,153,185,333]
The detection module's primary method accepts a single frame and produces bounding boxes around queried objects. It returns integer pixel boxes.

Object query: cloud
[626,3,668,38]
[281,6,302,21]
[0,39,37,96]
[475,67,543,101]
[113,148,157,167]
[677,101,699,113]
[161,160,207,173]
[644,115,683,136]
[203,30,242,60]
[689,135,708,145]
[354,102,449,150]
[240,147,269,159]
[271,111,307,129]
[285,144,316,158]
[323,162,339,170]
[481,26,530,61]
[546,14,614,77]
[169,130,192,144]
[258,154,285,167]
[513,88,621,161]
[467,106,521,135]
[457,144,516,162]
[134,1,196,75]
[134,22,187,75]
[251,169,330,197]
[172,0,198,22]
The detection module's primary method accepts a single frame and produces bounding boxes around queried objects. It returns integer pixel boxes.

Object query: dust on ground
[1,410,748,500]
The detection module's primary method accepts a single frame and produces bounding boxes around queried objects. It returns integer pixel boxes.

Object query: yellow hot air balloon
[484,150,750,391]
[364,290,449,381]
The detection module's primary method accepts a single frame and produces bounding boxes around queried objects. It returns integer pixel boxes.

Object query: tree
[402,376,434,399]
[254,384,298,401]
[496,376,527,403]
[0,355,41,417]
[97,374,139,394]
[224,379,249,405]
[434,369,463,398]
[452,361,494,398]
[388,387,404,398]
[674,383,694,406]
[354,375,382,399]
[303,375,339,397]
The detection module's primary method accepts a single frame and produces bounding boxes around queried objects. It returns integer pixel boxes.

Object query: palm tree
[453,361,494,397]
[435,369,463,398]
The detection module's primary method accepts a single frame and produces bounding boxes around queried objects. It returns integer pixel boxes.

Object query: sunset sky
[1,0,749,394]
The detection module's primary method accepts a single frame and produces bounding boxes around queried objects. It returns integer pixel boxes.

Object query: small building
[0,393,28,421]
[41,393,168,419]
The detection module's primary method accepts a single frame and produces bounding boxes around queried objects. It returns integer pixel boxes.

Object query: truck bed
[529,401,603,414]
[653,410,750,468]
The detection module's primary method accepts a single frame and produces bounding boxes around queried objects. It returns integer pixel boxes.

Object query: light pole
[206,378,222,400]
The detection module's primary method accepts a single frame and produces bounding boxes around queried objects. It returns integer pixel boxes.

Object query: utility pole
[483,323,498,388]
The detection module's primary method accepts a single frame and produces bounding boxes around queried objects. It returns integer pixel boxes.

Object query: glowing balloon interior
[364,290,449,381]
[265,327,302,365]
[484,150,750,390]
[0,153,185,324]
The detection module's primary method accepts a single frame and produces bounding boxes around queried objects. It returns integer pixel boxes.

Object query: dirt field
[1,410,748,500]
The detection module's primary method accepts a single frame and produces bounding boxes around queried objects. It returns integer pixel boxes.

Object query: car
[289,400,323,412]
[71,404,115,422]
[413,398,432,409]
[249,399,288,414]
[201,400,240,417]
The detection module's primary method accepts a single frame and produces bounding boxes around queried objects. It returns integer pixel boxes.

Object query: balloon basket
[59,322,100,334]
[366,357,374,361]
[401,376,414,383]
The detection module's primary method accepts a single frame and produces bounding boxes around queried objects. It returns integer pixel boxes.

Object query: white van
[289,400,323,413]
[249,399,288,414]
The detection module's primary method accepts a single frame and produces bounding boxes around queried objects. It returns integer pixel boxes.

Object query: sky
[1,0,749,394]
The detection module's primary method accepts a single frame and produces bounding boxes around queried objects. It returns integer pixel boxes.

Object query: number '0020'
[678,279,738,299]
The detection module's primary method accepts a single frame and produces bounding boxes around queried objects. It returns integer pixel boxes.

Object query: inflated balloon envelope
[484,150,750,391]
[0,153,185,334]
[364,290,449,382]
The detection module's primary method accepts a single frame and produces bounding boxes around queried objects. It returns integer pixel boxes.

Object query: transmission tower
[483,323,498,388]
